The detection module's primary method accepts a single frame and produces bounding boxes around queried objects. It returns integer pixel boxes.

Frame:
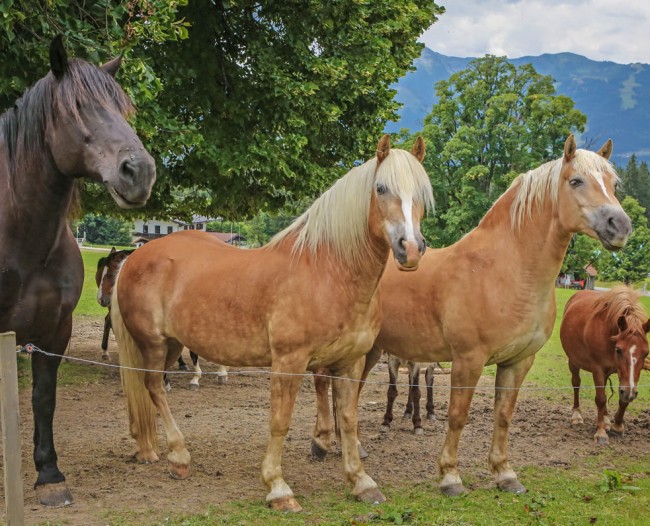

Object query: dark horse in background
[0,36,156,506]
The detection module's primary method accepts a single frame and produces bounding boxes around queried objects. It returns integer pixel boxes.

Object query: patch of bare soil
[2,316,650,525]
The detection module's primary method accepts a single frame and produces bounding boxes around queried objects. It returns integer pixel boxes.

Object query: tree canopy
[1,0,443,220]
[407,55,586,246]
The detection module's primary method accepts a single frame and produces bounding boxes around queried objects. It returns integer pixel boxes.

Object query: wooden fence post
[0,332,25,525]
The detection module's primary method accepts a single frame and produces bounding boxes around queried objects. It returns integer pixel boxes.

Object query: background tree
[0,1,443,220]
[411,55,586,246]
[617,155,650,223]
[77,214,133,246]
[599,196,650,285]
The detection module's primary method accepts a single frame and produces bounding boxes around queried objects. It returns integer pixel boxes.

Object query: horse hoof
[36,482,74,507]
[403,412,412,419]
[497,478,527,494]
[217,375,228,385]
[413,427,424,436]
[269,496,302,512]
[134,450,159,463]
[169,463,192,480]
[164,383,172,393]
[427,414,436,422]
[311,441,328,461]
[609,426,624,436]
[101,354,109,361]
[595,436,609,445]
[441,483,467,497]
[188,383,199,391]
[380,424,390,433]
[356,487,386,504]
[358,443,369,460]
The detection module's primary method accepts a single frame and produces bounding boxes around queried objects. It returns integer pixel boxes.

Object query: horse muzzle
[619,387,638,404]
[107,152,156,208]
[592,205,632,251]
[392,237,426,272]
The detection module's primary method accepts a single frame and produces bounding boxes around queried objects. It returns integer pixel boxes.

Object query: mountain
[387,47,650,165]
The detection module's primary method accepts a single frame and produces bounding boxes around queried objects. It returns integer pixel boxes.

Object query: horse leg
[408,362,424,435]
[332,359,385,504]
[610,397,628,436]
[569,361,583,424]
[439,355,484,496]
[380,355,400,432]
[425,364,435,422]
[261,359,306,512]
[177,355,188,371]
[216,362,228,385]
[101,311,111,359]
[32,318,74,506]
[188,351,202,391]
[311,370,333,460]
[488,355,534,494]
[593,371,609,444]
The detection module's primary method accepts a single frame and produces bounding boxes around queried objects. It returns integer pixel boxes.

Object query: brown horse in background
[0,36,155,506]
[560,286,649,444]
[313,135,631,496]
[112,136,434,511]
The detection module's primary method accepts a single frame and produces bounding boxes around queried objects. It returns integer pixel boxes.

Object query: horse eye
[569,178,583,188]
[376,184,387,195]
[615,347,622,354]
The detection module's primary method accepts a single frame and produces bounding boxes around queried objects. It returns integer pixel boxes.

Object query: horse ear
[49,35,69,79]
[616,315,627,334]
[377,134,391,164]
[100,50,124,78]
[410,136,426,162]
[564,134,577,162]
[109,247,117,255]
[596,139,613,160]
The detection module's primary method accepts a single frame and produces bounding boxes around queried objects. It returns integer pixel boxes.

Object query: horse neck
[465,185,573,296]
[0,142,76,252]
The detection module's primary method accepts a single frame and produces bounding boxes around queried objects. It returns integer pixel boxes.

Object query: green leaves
[599,469,641,493]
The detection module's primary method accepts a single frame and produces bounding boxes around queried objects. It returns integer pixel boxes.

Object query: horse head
[96,248,133,308]
[556,134,631,251]
[611,317,650,403]
[372,135,432,271]
[45,35,155,208]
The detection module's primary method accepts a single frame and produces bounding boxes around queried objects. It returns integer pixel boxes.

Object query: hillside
[387,47,650,164]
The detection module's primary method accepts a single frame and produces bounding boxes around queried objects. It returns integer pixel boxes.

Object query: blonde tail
[111,279,159,460]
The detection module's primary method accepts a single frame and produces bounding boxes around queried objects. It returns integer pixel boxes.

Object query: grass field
[49,249,650,525]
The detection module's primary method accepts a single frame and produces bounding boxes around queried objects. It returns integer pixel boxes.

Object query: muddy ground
[2,316,650,525]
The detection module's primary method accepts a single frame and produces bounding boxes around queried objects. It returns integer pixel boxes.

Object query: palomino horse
[313,135,631,496]
[96,247,227,388]
[0,36,155,506]
[111,135,433,512]
[560,286,649,444]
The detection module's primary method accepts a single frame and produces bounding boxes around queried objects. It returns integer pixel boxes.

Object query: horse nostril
[120,160,136,183]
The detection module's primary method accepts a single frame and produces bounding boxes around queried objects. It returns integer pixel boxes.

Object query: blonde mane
[593,286,648,337]
[269,149,434,266]
[509,149,618,230]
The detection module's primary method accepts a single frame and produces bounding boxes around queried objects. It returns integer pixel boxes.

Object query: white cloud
[421,0,650,63]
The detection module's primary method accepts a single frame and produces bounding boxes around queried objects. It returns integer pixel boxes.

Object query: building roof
[207,232,246,243]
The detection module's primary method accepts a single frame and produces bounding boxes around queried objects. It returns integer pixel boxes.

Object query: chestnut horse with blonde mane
[111,136,434,512]
[560,286,649,444]
[313,135,631,496]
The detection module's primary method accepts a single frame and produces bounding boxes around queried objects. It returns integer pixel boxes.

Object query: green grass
[76,247,112,317]
[91,456,650,525]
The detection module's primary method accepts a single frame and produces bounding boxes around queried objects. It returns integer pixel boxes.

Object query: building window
[167,226,173,234]
[155,225,161,234]
[197,223,203,230]
[143,224,149,234]
[190,225,195,230]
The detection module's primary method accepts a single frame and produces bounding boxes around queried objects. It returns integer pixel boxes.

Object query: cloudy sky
[420,0,650,64]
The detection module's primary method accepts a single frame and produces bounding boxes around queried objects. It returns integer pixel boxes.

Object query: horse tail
[111,281,159,456]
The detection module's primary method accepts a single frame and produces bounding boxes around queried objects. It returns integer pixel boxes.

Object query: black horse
[0,36,156,506]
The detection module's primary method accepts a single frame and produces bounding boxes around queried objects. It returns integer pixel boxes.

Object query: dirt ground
[3,316,650,525]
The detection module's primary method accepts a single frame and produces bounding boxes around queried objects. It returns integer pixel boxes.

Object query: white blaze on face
[592,171,613,202]
[629,344,637,389]
[400,192,416,243]
[97,266,108,304]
